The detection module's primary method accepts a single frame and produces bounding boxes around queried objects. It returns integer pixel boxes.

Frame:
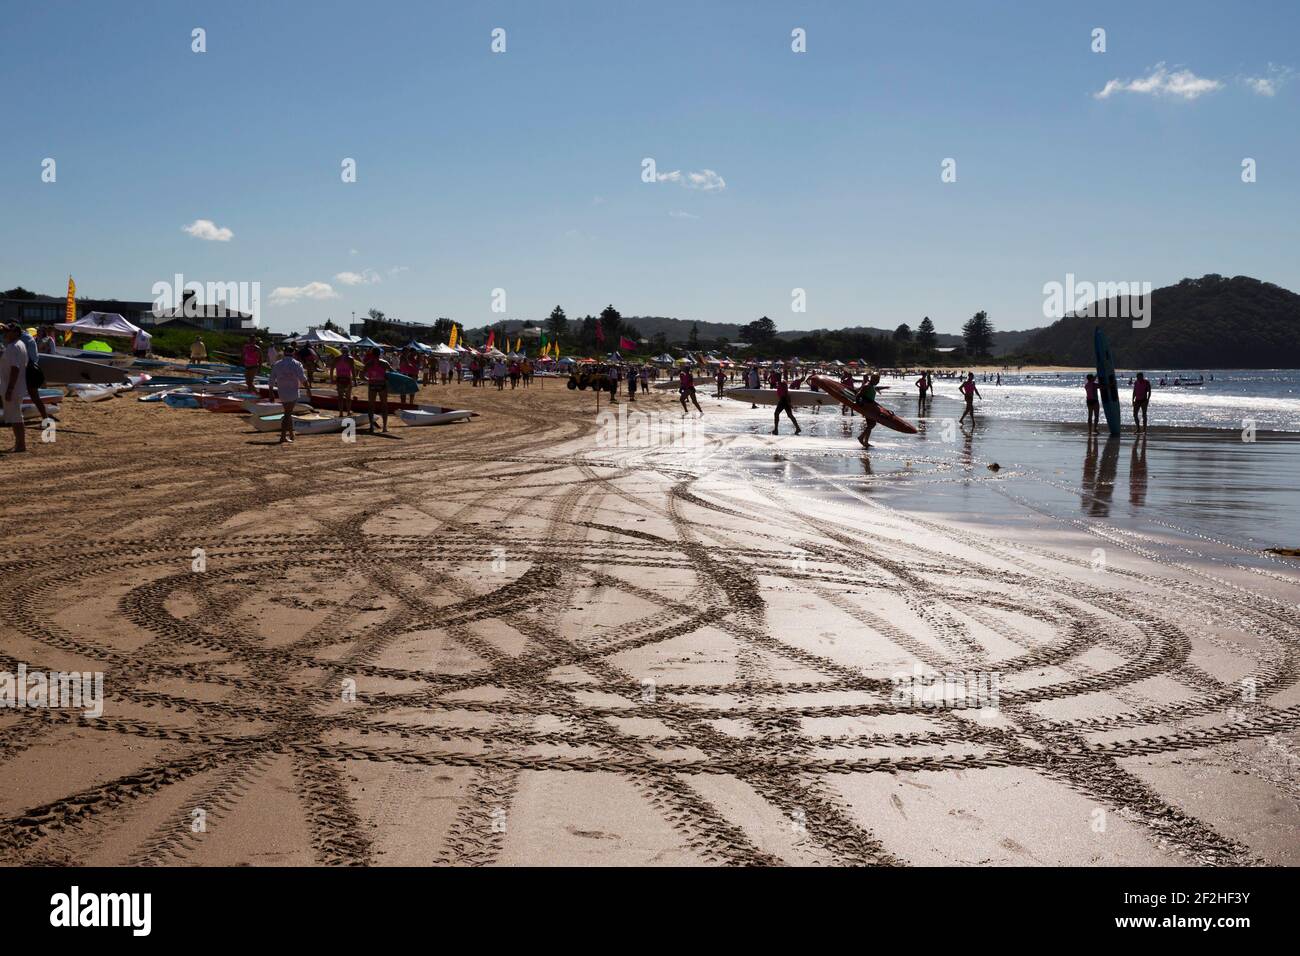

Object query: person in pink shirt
[958,372,981,424]
[679,367,703,416]
[1083,373,1100,433]
[772,377,800,435]
[363,348,391,433]
[1132,372,1152,431]
[397,348,420,409]
[241,339,262,391]
[333,346,355,418]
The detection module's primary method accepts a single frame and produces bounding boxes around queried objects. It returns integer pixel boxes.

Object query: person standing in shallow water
[1083,373,1100,433]
[958,372,981,424]
[771,377,800,435]
[679,366,703,416]
[1132,372,1151,431]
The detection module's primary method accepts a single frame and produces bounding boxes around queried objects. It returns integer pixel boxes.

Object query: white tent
[55,311,141,339]
[295,327,352,345]
[432,343,457,355]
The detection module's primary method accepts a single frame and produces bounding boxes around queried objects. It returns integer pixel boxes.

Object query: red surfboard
[809,375,918,434]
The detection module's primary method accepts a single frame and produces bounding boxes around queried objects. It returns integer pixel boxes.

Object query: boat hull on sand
[808,375,918,434]
[248,413,346,434]
[399,408,473,426]
[38,355,130,386]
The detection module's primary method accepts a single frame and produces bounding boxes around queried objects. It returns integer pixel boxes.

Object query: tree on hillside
[432,317,454,340]
[367,308,386,323]
[547,305,568,341]
[739,316,777,343]
[893,323,913,342]
[1,287,38,299]
[579,315,598,348]
[598,305,622,345]
[688,322,700,349]
[962,310,994,356]
[650,331,669,354]
[916,317,937,351]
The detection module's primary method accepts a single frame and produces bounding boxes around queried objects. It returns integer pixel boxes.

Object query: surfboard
[723,388,834,408]
[808,376,918,434]
[385,371,419,395]
[1093,327,1121,437]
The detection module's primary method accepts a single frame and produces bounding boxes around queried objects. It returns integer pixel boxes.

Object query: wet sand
[1,378,1298,866]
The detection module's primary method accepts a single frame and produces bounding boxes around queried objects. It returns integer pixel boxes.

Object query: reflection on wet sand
[1130,434,1148,507]
[1082,435,1121,516]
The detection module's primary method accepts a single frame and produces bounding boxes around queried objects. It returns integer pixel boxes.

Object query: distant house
[0,293,155,328]
[149,290,256,334]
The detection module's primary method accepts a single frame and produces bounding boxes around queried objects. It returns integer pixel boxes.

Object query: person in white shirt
[132,328,151,357]
[267,354,311,444]
[190,336,208,363]
[2,324,30,452]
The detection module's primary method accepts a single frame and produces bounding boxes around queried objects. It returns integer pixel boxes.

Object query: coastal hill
[1022,275,1300,368]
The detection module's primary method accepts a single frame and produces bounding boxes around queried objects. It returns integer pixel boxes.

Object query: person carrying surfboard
[958,372,981,424]
[915,371,929,404]
[1132,372,1151,431]
[772,378,801,435]
[855,373,882,447]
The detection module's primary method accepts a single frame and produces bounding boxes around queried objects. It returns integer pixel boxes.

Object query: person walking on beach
[627,365,638,401]
[334,346,355,418]
[2,324,30,453]
[17,326,53,423]
[772,377,801,435]
[958,372,981,424]
[241,339,262,390]
[915,370,929,404]
[640,364,649,394]
[715,365,726,398]
[1083,373,1100,433]
[679,366,703,416]
[856,373,882,447]
[363,348,391,433]
[1132,372,1151,431]
[268,350,311,444]
[190,335,208,364]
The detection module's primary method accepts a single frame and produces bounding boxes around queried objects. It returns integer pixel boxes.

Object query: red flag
[486,330,495,349]
[595,323,605,343]
[619,336,636,351]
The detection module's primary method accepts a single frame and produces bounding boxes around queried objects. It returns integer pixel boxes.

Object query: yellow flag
[514,337,521,353]
[66,275,76,325]
[448,324,458,348]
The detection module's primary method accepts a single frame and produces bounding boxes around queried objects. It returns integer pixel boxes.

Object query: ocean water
[911,369,1300,433]
[670,373,1300,554]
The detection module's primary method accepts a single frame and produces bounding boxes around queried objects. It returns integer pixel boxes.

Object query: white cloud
[1094,63,1222,100]
[669,210,700,220]
[269,282,338,305]
[656,168,726,191]
[182,218,234,241]
[388,266,409,276]
[349,248,360,256]
[334,268,382,286]
[1242,64,1293,96]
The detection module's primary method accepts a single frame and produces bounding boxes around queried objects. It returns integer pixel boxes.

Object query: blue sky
[2,0,1296,334]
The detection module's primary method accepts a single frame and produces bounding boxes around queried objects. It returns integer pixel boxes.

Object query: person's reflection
[1082,433,1121,516]
[860,454,874,477]
[1082,433,1098,510]
[960,424,974,475]
[1129,433,1148,507]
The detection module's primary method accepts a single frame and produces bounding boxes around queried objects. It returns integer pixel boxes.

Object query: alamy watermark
[1,664,104,718]
[151,273,260,327]
[1042,273,1152,328]
[890,664,1000,711]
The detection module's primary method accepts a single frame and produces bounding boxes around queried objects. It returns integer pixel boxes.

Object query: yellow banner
[66,275,76,325]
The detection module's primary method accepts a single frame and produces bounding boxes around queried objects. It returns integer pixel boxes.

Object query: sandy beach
[1,377,1298,867]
